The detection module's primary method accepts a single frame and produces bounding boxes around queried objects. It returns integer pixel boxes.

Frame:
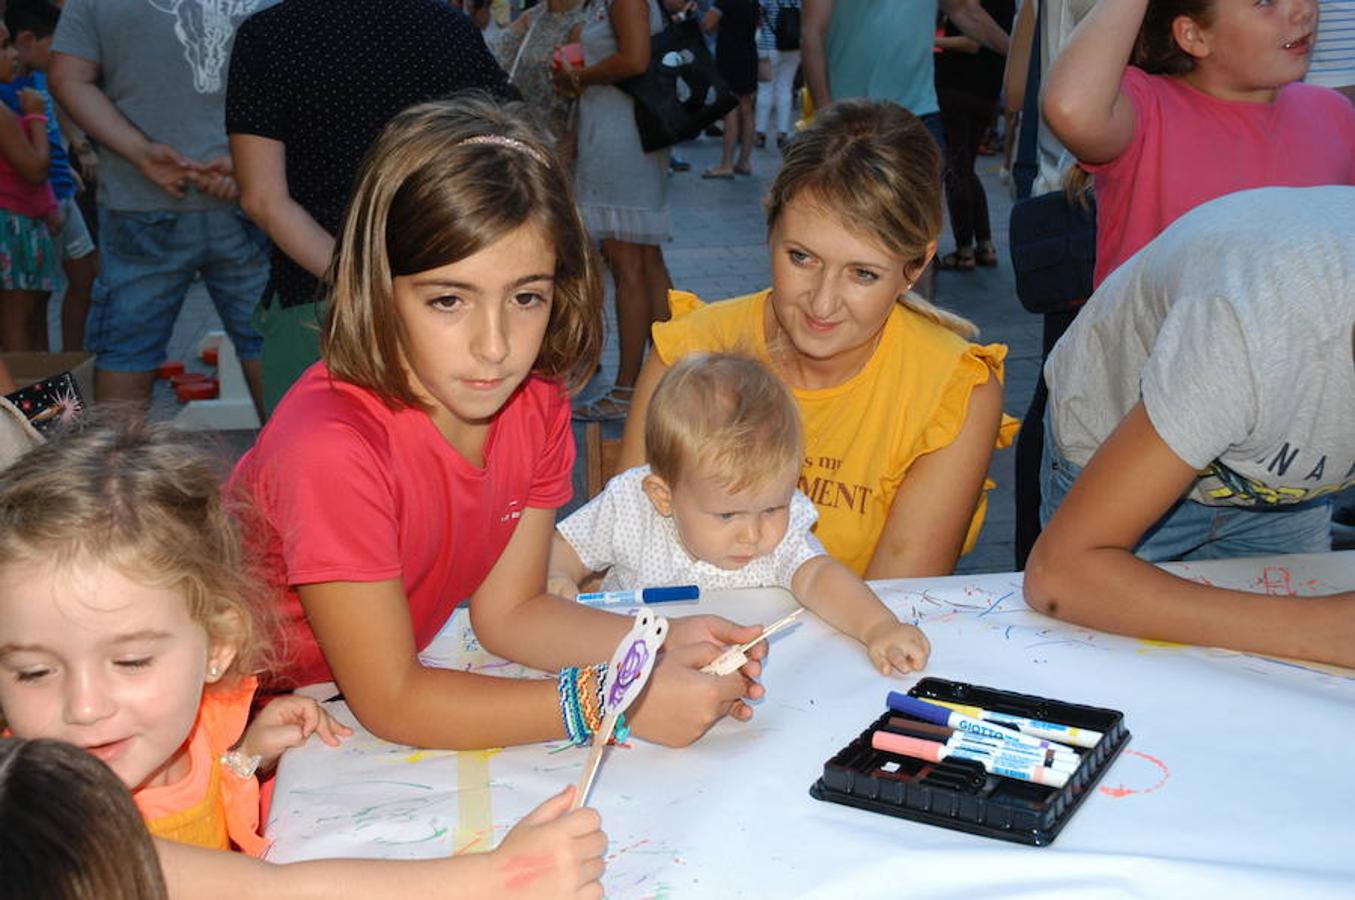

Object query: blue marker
[577,585,700,607]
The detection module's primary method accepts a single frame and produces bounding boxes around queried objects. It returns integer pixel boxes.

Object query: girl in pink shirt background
[1043,0,1355,288]
[0,22,57,354]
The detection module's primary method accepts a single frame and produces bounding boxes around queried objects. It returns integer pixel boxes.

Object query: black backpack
[774,1,800,51]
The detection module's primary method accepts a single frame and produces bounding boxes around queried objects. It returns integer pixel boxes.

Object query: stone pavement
[130,129,1038,575]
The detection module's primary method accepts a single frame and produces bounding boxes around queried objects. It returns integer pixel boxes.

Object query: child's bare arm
[792,555,931,674]
[1026,402,1355,668]
[155,785,606,899]
[1041,0,1143,164]
[0,97,51,185]
[547,531,593,599]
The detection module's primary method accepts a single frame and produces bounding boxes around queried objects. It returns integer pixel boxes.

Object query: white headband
[455,134,550,167]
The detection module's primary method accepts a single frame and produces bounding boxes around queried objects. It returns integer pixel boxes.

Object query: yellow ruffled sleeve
[652,289,770,366]
[915,341,1019,460]
[912,342,1020,556]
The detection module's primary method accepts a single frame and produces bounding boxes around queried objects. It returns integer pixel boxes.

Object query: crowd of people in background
[2,0,1355,895]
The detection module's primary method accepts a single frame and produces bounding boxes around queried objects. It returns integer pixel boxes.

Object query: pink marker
[871,730,1069,788]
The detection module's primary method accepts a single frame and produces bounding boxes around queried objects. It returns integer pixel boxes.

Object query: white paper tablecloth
[266,553,1355,898]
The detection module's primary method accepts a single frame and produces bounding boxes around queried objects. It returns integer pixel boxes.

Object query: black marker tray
[809,677,1129,846]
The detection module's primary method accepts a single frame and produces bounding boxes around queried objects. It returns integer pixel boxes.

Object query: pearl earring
[208,664,219,678]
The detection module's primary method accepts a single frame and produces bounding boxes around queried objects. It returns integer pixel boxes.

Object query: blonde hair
[646,354,803,493]
[323,92,604,406]
[767,100,978,339]
[0,419,275,683]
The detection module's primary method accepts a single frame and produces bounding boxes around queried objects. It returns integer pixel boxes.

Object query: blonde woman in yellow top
[619,99,1017,578]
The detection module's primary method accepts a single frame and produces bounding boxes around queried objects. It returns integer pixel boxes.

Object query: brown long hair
[0,738,169,899]
[1134,0,1216,75]
[766,99,978,339]
[323,92,604,407]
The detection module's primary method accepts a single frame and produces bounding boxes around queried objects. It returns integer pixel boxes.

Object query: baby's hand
[864,619,931,675]
[548,572,580,600]
[489,785,606,898]
[240,695,353,770]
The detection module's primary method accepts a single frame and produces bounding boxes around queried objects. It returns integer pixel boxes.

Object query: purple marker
[887,692,1077,755]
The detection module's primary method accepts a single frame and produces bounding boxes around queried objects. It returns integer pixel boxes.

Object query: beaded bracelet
[577,665,601,735]
[556,663,613,745]
[557,666,586,744]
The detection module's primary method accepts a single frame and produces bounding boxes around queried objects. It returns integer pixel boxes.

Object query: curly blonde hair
[0,419,275,683]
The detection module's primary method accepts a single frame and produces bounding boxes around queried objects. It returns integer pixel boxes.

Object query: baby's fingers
[886,643,926,674]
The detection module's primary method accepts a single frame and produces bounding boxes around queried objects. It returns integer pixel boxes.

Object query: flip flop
[701,168,735,180]
[975,243,999,267]
[936,250,976,271]
[733,163,753,176]
[572,386,635,422]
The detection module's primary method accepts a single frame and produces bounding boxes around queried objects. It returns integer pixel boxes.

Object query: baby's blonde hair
[646,354,803,493]
[0,419,275,682]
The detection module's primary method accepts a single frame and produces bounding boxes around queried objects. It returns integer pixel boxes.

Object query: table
[266,553,1355,898]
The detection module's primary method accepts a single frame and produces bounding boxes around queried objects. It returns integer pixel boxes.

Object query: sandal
[936,250,976,271]
[572,385,634,421]
[733,162,753,176]
[701,167,735,180]
[975,242,999,267]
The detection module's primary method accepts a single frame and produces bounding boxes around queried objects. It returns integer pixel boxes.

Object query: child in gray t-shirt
[1028,185,1355,670]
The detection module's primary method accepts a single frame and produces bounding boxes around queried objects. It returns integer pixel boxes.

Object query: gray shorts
[56,196,95,262]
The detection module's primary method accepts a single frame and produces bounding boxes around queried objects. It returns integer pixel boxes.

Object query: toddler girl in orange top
[0,420,608,898]
[0,419,347,855]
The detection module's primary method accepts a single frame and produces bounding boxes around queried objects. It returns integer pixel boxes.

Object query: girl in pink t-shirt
[1043,0,1355,287]
[234,94,769,753]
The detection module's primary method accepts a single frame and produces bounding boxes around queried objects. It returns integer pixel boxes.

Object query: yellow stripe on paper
[453,749,497,855]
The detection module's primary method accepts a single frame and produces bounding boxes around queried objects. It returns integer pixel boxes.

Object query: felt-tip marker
[887,692,1076,754]
[925,699,1103,749]
[576,585,700,607]
[884,716,1078,771]
[871,730,1070,788]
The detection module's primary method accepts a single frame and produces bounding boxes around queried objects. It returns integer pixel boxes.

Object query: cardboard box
[2,352,95,406]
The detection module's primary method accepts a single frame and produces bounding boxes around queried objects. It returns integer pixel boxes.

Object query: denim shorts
[87,207,267,371]
[1040,412,1331,562]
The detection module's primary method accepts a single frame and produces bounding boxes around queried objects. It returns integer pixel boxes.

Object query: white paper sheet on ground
[267,564,1355,898]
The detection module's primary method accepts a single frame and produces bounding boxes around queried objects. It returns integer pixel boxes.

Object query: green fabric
[253,296,328,417]
[825,0,940,116]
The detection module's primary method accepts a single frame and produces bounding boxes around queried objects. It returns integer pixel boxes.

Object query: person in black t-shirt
[226,0,516,415]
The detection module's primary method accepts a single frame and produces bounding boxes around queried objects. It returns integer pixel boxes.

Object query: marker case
[809,677,1129,846]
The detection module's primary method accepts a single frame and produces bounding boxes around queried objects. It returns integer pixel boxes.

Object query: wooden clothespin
[700,608,805,676]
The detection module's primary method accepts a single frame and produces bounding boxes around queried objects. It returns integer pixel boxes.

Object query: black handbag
[617,3,739,153]
[1006,0,1095,314]
[774,1,801,51]
[1008,190,1096,314]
